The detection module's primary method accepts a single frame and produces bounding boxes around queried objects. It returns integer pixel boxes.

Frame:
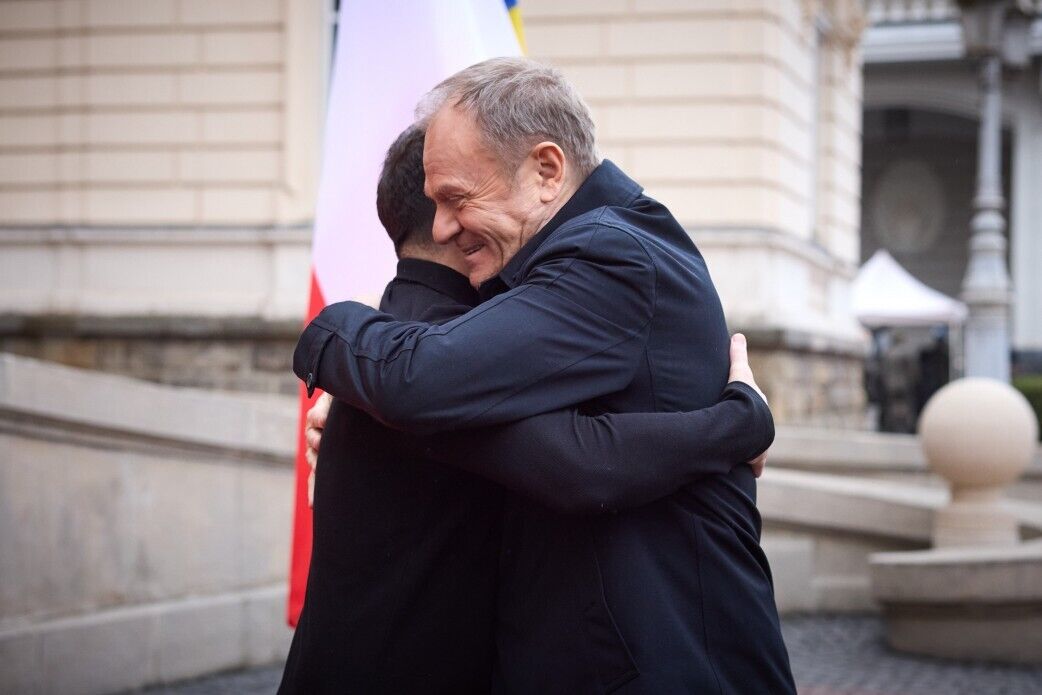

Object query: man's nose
[431,205,461,245]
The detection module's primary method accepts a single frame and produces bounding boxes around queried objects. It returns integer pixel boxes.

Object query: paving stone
[140,616,1042,695]
[783,615,1042,695]
[139,665,284,695]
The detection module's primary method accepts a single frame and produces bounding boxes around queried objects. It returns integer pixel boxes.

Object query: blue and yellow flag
[504,0,527,53]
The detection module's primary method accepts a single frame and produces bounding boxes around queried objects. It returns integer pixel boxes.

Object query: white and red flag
[288,1,523,626]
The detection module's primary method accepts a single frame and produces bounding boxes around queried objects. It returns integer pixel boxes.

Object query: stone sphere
[919,377,1039,489]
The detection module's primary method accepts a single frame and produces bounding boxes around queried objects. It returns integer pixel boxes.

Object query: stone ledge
[690,226,860,279]
[0,352,296,461]
[0,313,301,339]
[870,543,1042,665]
[0,224,311,320]
[741,326,870,358]
[880,610,1042,665]
[0,224,312,245]
[871,542,1042,604]
[0,585,290,695]
[771,426,1042,478]
[761,469,937,542]
[773,425,923,470]
[760,469,1042,542]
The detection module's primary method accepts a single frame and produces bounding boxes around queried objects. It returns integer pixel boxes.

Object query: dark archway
[861,107,1012,299]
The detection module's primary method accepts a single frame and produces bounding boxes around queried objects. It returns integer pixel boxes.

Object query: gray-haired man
[295,58,796,693]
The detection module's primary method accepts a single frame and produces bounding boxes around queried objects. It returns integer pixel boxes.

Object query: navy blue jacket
[294,162,795,693]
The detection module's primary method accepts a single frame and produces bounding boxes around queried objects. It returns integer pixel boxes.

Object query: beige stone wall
[814,1,865,267]
[525,0,818,236]
[750,342,867,428]
[0,0,325,226]
[524,0,862,262]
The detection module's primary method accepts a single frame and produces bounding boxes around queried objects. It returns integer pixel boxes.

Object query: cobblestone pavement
[782,615,1042,695]
[139,665,284,695]
[143,615,1042,694]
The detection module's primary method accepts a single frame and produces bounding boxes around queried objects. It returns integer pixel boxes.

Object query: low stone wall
[761,428,1042,614]
[770,423,1042,483]
[0,315,299,396]
[761,469,934,614]
[0,353,297,695]
[747,329,870,429]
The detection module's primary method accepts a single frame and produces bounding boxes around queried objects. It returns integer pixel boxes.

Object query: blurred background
[1,0,1041,693]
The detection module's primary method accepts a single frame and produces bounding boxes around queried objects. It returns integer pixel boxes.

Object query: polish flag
[288,1,523,626]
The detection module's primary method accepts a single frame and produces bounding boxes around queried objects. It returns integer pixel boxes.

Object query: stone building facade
[0,0,869,426]
[0,0,323,393]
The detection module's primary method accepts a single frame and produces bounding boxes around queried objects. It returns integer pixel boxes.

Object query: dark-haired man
[280,124,775,694]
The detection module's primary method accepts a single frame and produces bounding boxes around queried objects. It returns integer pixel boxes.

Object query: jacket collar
[395,257,479,307]
[478,160,643,299]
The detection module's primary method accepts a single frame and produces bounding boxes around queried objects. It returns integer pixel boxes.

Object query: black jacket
[294,162,793,693]
[280,260,500,695]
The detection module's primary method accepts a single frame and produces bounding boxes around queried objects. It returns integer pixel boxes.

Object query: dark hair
[377,125,436,254]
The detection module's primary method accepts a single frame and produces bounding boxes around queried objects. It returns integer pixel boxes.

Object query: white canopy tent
[853,249,968,329]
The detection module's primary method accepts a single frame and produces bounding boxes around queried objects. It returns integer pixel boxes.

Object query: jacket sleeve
[293,224,656,434]
[420,382,773,514]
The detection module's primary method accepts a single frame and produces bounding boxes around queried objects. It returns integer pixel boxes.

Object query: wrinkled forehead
[423,106,506,181]
[423,106,479,165]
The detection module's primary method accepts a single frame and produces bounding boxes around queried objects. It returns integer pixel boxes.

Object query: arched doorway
[861,107,1013,298]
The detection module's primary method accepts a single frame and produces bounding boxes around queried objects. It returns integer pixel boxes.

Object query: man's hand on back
[306,392,333,507]
[727,333,770,478]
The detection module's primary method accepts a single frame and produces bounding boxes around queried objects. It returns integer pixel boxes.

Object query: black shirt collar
[478,160,643,299]
[395,257,479,307]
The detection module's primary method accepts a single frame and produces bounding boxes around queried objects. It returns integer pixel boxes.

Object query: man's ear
[530,141,567,203]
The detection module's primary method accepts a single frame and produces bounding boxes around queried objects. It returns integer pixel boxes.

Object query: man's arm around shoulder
[423,335,773,513]
[293,224,656,434]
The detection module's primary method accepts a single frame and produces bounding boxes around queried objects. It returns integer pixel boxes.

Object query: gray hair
[416,57,600,180]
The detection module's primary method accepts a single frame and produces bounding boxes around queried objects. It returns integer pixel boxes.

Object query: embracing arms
[422,381,771,514]
[297,222,770,512]
[305,335,772,514]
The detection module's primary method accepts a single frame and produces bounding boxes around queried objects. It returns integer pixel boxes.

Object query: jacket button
[306,372,315,388]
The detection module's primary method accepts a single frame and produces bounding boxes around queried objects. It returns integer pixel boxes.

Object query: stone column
[1010,85,1042,354]
[961,53,1013,381]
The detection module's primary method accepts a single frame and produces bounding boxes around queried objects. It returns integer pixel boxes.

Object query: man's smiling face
[423,106,547,287]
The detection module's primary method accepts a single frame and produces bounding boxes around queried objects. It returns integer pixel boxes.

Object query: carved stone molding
[806,0,869,65]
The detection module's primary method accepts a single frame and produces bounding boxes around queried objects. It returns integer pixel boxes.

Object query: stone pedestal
[870,376,1041,664]
[918,377,1037,547]
[871,543,1042,665]
[932,488,1019,548]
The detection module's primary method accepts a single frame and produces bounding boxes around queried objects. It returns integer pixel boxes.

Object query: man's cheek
[471,249,501,284]
[477,246,498,270]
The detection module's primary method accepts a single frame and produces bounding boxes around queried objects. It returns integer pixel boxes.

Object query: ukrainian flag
[504,0,527,53]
